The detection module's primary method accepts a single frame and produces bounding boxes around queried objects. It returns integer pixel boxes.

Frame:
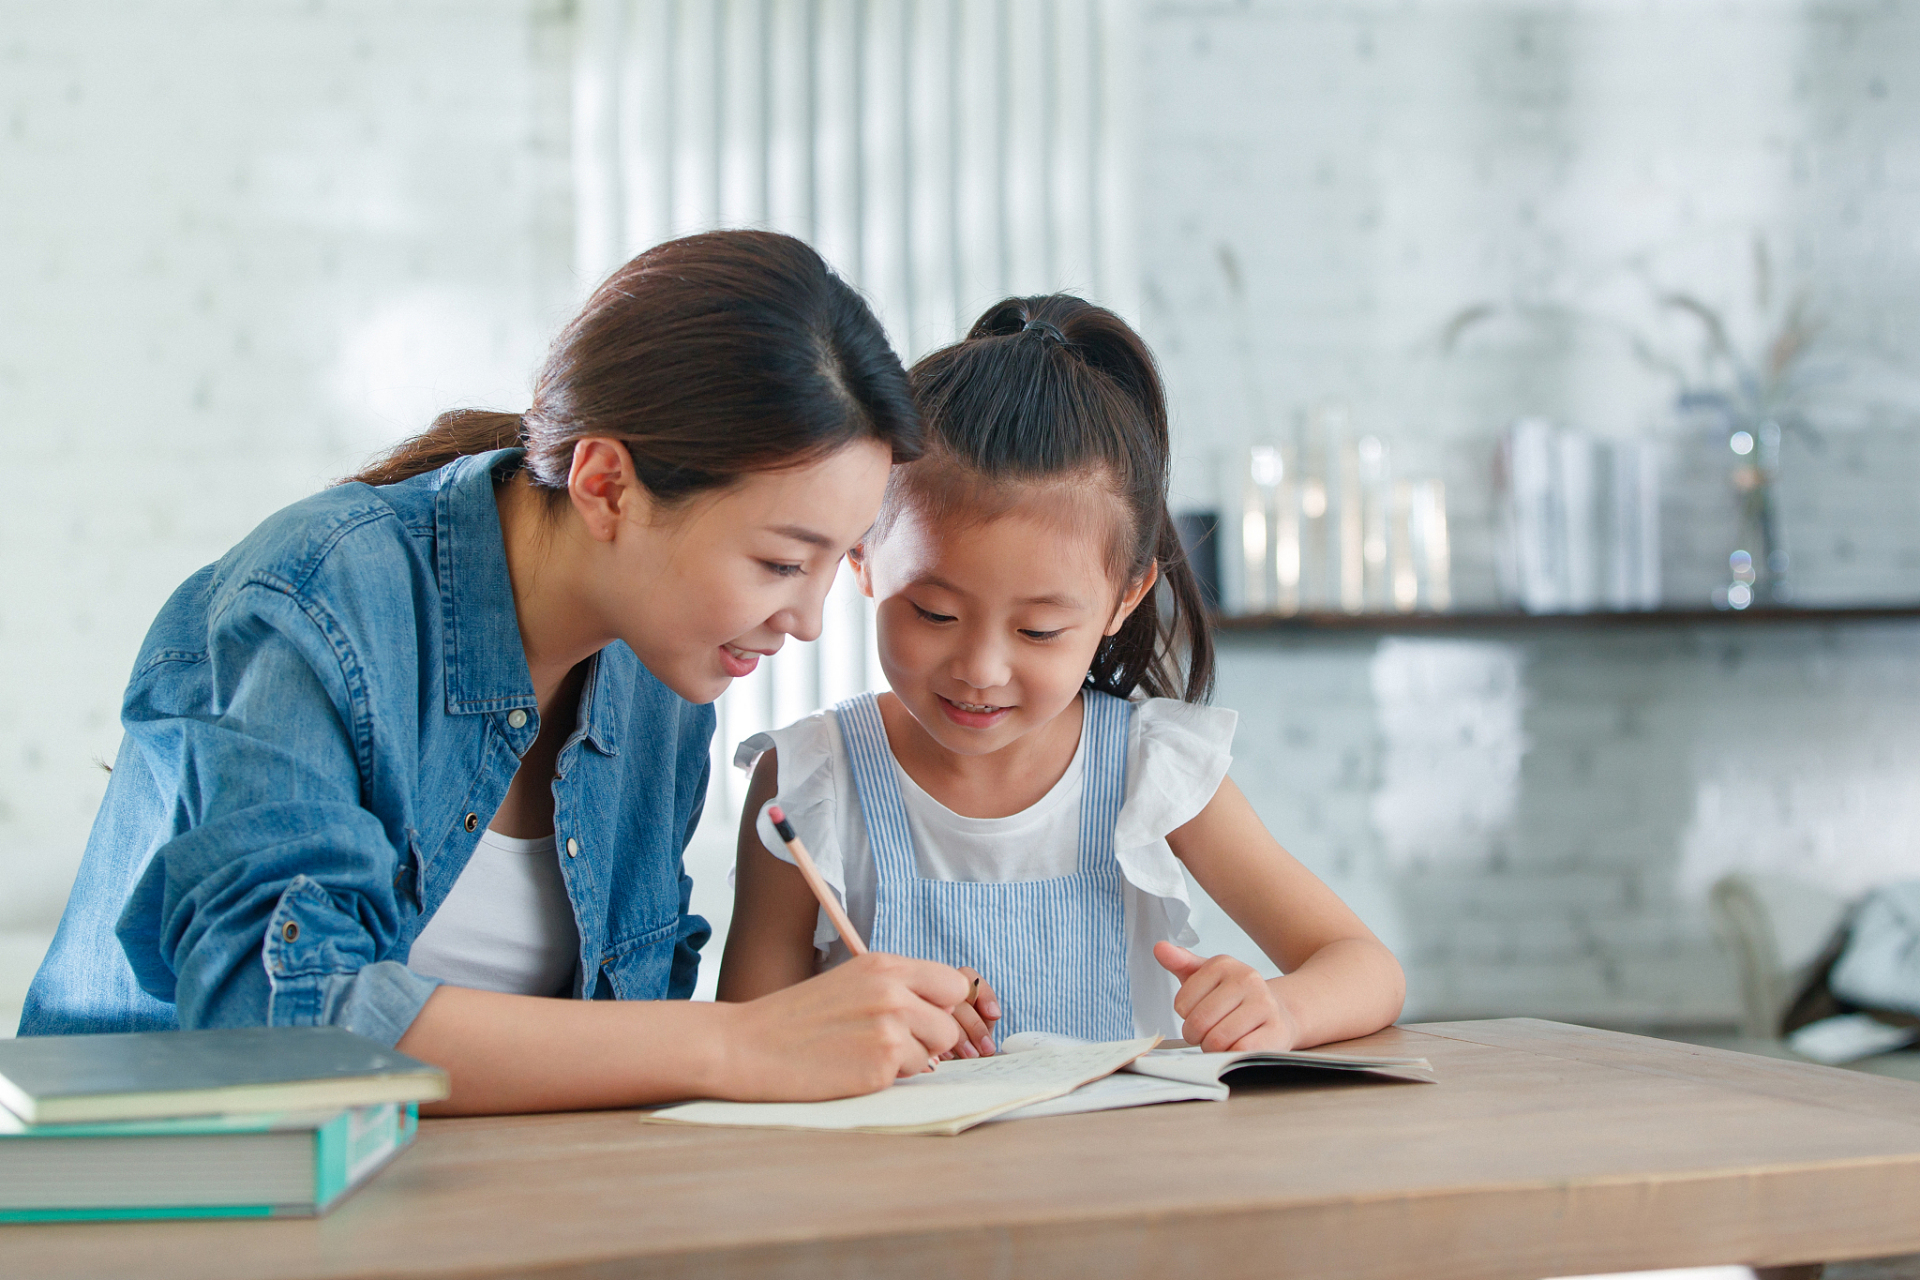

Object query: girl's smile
[935,693,1013,729]
[850,487,1155,814]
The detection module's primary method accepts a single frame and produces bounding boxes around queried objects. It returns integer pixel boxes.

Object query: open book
[644,1033,1433,1136]
[646,1036,1161,1136]
[990,1031,1435,1122]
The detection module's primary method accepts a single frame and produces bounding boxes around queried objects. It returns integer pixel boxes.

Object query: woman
[21,231,974,1112]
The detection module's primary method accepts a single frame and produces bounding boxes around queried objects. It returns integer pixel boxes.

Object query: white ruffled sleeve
[1114,697,1238,947]
[733,711,848,953]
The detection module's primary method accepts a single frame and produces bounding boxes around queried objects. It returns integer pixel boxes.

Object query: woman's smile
[721,642,773,677]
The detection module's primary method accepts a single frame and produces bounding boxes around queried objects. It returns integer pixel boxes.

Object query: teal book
[0,1102,418,1221]
[0,1027,447,1124]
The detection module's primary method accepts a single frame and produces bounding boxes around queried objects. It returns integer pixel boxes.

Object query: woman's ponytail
[350,410,525,488]
[343,230,921,494]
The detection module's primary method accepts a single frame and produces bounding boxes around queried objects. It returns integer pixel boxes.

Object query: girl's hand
[719,952,970,1099]
[940,967,1001,1059]
[1154,942,1300,1052]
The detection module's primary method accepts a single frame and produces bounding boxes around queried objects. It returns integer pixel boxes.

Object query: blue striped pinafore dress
[832,689,1135,1044]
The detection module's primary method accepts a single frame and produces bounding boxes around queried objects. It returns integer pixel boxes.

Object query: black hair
[883,295,1214,703]
[350,230,921,492]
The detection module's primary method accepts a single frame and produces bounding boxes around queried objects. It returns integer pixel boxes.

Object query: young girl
[719,296,1405,1056]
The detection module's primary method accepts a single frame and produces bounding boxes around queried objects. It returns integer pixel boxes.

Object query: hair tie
[1023,318,1067,345]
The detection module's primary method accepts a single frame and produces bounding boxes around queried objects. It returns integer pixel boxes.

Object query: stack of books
[0,1026,449,1222]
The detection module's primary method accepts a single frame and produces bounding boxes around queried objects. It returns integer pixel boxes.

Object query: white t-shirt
[735,696,1238,1038]
[407,828,580,997]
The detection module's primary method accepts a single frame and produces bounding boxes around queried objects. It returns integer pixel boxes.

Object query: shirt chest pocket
[590,914,681,1001]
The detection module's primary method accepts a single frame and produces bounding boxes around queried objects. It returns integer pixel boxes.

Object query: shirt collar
[575,645,628,757]
[433,449,625,757]
[436,449,539,716]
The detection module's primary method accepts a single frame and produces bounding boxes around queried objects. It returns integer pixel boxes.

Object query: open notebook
[647,1037,1162,1137]
[644,1033,1434,1136]
[990,1031,1436,1122]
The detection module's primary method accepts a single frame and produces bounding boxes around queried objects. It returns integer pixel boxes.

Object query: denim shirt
[20,450,714,1044]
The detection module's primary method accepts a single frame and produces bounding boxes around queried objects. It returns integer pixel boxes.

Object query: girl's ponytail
[1091,512,1216,703]
[901,293,1216,703]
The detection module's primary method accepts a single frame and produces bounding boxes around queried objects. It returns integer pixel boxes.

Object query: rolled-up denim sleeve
[262,896,441,1046]
[116,582,440,1046]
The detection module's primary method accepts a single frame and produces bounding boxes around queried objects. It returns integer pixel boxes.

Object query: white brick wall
[1139,0,1920,1024]
[1141,0,1920,609]
[1201,623,1920,1025]
[0,0,575,1029]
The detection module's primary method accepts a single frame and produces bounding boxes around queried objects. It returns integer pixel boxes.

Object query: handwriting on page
[901,1043,1134,1089]
[644,1036,1160,1135]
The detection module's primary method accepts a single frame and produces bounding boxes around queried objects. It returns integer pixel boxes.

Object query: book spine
[314,1103,412,1211]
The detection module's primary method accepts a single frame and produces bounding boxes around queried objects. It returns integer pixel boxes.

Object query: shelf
[1213,605,1920,636]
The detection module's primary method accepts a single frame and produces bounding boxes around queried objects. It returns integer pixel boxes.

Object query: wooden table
[6,1019,1920,1280]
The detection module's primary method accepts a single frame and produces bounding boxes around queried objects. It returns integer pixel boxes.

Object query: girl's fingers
[1226,1023,1286,1053]
[1171,960,1230,1021]
[1202,1002,1271,1053]
[1159,959,1221,1020]
[1153,941,1207,982]
[1180,982,1245,1045]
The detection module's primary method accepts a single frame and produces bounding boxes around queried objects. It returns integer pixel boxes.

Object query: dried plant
[1434,233,1825,445]
[1433,234,1829,606]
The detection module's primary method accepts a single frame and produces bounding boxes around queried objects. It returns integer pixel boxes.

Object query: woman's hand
[940,967,1001,1059]
[717,952,971,1100]
[1154,942,1300,1052]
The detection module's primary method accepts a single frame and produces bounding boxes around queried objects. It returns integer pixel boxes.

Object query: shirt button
[507,709,528,729]
[282,921,300,943]
[464,812,478,832]
[566,837,579,858]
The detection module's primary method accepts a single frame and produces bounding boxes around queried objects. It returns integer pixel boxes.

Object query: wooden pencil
[766,804,866,955]
[770,805,949,1071]
[768,805,988,1070]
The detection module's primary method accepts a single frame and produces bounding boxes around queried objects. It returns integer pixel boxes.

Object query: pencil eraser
[767,805,786,824]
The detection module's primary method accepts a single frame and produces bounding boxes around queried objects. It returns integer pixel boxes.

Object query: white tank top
[407,829,580,997]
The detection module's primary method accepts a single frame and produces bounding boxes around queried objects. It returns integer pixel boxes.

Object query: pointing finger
[1154,941,1206,982]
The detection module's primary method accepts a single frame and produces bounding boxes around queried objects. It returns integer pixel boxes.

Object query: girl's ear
[846,542,877,598]
[1105,561,1160,635]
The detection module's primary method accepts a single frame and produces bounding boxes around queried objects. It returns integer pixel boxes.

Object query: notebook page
[1004,1032,1437,1086]
[987,1070,1227,1122]
[644,1036,1159,1136]
[1128,1046,1437,1086]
